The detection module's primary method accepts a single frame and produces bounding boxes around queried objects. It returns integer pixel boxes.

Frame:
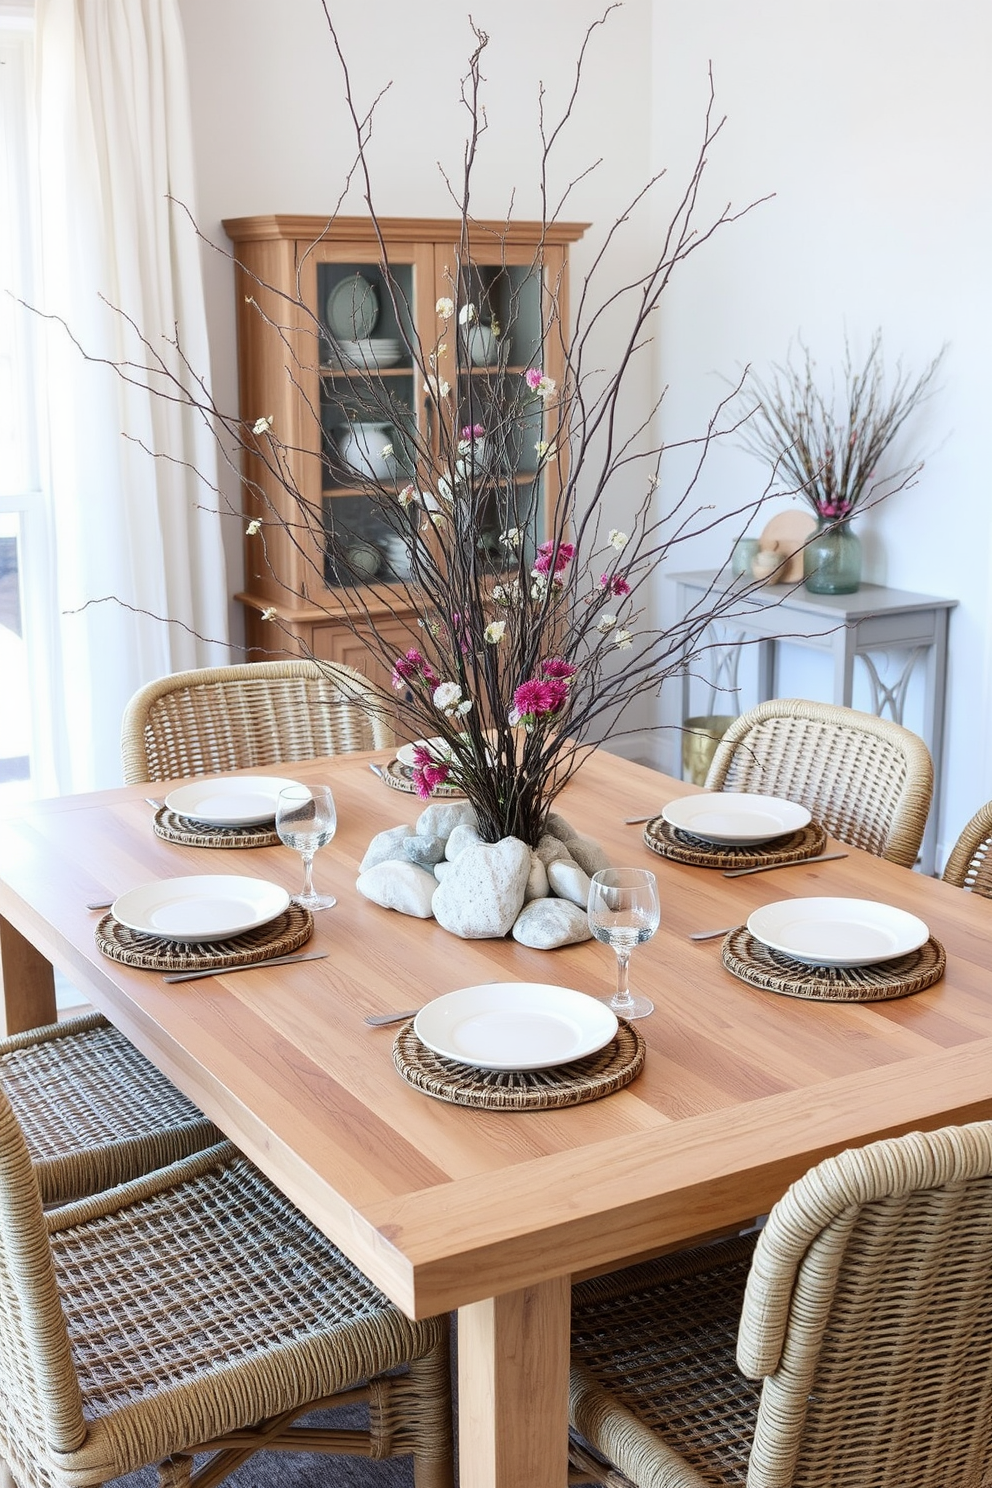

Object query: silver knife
[723,852,848,879]
[163,950,328,984]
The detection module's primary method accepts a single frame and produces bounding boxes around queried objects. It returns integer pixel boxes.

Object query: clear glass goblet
[586,867,660,1019]
[275,785,337,911]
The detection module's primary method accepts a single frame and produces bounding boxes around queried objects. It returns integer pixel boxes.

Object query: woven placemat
[643,816,827,870]
[152,807,280,849]
[95,903,313,972]
[380,757,465,798]
[392,1019,645,1109]
[722,926,946,1002]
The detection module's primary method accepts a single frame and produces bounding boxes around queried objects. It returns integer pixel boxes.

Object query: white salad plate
[326,274,379,339]
[746,897,930,968]
[112,876,290,943]
[164,776,304,827]
[414,983,618,1071]
[661,791,811,845]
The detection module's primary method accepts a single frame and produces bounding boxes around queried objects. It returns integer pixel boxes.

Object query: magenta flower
[460,423,486,440]
[411,745,452,800]
[391,648,439,692]
[512,677,569,725]
[600,572,632,598]
[541,658,578,681]
[525,368,544,391]
[532,540,575,577]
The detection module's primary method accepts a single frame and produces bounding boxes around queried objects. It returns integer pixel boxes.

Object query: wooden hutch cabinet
[222,215,586,692]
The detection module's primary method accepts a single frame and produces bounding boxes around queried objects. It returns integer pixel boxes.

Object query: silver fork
[364,1007,421,1027]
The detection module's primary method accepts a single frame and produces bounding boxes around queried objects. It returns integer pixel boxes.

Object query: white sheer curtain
[31,0,229,794]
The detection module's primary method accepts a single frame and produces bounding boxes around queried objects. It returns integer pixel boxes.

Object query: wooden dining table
[3,748,992,1488]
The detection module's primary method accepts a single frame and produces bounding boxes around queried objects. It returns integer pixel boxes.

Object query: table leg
[458,1276,571,1488]
[0,915,56,1036]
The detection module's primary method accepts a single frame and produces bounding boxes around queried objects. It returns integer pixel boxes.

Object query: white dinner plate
[746,897,930,967]
[661,791,811,845]
[164,776,304,827]
[414,983,618,1071]
[112,875,290,943]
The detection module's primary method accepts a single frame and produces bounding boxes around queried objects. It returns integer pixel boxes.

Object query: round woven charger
[95,903,314,972]
[392,1019,645,1109]
[722,926,946,1003]
[153,807,279,849]
[643,815,827,870]
[380,757,464,798]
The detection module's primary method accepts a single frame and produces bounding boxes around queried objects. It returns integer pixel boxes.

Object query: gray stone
[512,897,592,949]
[544,812,579,842]
[566,833,611,876]
[533,833,573,867]
[547,858,593,907]
[355,861,437,919]
[403,833,446,868]
[445,822,483,860]
[359,824,414,873]
[416,801,478,839]
[432,837,531,939]
[523,852,550,902]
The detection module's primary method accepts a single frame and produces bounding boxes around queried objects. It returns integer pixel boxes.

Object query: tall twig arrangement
[738,330,944,521]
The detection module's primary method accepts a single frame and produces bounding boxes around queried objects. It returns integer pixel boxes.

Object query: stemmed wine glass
[275,785,337,910]
[586,867,661,1019]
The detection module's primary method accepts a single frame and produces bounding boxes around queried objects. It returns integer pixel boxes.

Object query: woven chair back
[942,801,992,898]
[704,698,933,868]
[739,1122,992,1488]
[121,659,395,784]
[0,1089,87,1468]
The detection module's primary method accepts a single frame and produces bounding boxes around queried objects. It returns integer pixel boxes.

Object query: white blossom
[458,302,478,326]
[435,296,454,319]
[380,443,394,459]
[260,606,277,621]
[614,628,633,650]
[423,375,451,400]
[252,415,273,435]
[608,529,629,550]
[484,620,507,644]
[433,682,472,719]
[596,613,618,633]
[245,519,262,536]
[397,484,417,509]
[499,527,521,548]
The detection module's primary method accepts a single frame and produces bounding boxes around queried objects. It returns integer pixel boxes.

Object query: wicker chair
[121,658,395,784]
[0,1095,452,1488]
[704,698,933,868]
[570,1120,992,1488]
[0,1013,220,1206]
[941,800,992,897]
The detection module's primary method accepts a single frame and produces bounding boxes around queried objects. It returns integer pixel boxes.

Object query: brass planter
[682,715,737,787]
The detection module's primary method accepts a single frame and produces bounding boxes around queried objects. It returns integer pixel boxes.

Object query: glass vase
[804,518,862,595]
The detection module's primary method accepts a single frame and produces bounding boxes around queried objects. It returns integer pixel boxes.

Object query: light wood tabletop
[3,749,992,1488]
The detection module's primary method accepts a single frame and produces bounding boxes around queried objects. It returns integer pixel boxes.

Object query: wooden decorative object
[750,510,817,584]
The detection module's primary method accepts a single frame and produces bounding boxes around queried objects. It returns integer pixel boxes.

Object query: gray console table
[672,571,957,874]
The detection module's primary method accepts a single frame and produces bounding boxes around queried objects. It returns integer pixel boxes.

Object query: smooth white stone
[416,801,478,839]
[445,822,483,860]
[359,824,415,873]
[567,834,612,876]
[544,812,579,842]
[523,852,550,902]
[547,858,593,907]
[356,861,437,918]
[432,837,531,939]
[434,860,456,881]
[403,833,446,868]
[512,897,592,948]
[533,833,573,867]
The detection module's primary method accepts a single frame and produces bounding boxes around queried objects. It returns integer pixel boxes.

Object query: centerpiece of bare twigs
[234,16,773,859]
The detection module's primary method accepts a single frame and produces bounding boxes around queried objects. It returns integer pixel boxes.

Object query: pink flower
[525,368,544,391]
[541,658,578,681]
[600,572,631,598]
[512,677,569,723]
[411,745,452,800]
[460,423,486,440]
[391,648,439,692]
[532,540,575,577]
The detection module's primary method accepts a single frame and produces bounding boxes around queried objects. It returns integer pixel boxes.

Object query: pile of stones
[356,799,611,946]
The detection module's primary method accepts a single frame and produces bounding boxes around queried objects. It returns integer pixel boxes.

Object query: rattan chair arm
[46,1141,237,1235]
[570,1363,711,1488]
[941,799,992,891]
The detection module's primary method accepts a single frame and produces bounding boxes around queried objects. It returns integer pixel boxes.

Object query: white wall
[649,0,992,865]
[178,0,990,866]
